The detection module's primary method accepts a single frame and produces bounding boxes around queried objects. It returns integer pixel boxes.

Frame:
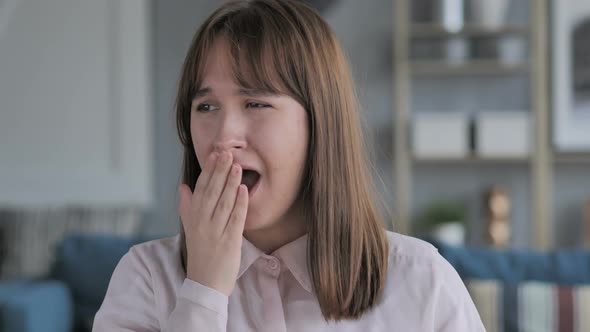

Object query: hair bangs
[191,4,306,106]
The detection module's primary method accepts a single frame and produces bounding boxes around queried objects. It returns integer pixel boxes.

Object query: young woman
[93,1,485,331]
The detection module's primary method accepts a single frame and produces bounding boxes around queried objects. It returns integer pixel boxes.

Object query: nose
[212,110,247,153]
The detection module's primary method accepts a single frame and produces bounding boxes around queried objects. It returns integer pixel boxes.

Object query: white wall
[0,0,153,207]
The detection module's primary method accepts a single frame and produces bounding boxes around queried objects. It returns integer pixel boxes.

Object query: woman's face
[190,38,309,232]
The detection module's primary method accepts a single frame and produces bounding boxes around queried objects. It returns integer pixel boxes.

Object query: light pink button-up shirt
[93,231,485,331]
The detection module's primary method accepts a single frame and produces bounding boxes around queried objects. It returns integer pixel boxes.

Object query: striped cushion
[0,207,141,280]
[466,280,590,332]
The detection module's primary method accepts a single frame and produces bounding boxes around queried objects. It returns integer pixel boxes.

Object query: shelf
[413,156,529,165]
[410,60,529,76]
[554,153,590,164]
[393,0,553,247]
[413,155,590,165]
[410,23,529,38]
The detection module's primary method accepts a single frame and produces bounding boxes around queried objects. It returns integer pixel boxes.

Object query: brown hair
[175,0,389,321]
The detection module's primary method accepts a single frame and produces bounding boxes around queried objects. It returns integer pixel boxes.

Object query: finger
[201,151,233,219]
[193,152,219,202]
[224,184,248,238]
[211,163,242,230]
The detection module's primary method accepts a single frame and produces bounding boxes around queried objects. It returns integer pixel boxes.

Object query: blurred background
[1,0,589,331]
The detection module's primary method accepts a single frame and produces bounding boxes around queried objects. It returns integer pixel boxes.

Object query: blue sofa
[0,233,147,332]
[429,240,590,284]
[428,240,590,332]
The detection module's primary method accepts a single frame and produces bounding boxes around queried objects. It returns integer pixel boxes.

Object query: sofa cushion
[430,241,590,284]
[0,227,5,277]
[466,280,590,332]
[0,280,73,332]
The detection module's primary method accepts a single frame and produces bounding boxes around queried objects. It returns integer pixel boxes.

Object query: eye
[195,103,218,113]
[246,102,271,109]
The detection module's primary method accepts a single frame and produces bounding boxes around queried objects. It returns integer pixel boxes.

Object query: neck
[243,199,307,254]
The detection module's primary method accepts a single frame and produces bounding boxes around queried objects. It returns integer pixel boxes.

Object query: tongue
[241,171,260,191]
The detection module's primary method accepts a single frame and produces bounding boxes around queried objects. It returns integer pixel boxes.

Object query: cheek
[190,119,213,164]
[257,117,308,174]
[288,112,310,160]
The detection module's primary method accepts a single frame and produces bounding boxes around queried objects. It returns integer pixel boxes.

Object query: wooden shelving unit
[392,0,552,249]
[413,157,529,165]
[554,153,590,164]
[410,23,529,38]
[410,60,528,75]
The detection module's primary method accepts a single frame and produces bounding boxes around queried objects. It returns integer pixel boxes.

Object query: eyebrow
[192,87,279,100]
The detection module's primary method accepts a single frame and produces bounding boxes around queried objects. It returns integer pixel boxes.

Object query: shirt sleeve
[432,254,487,332]
[92,247,230,332]
[165,278,229,331]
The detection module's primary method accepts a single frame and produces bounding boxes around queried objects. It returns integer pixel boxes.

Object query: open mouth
[241,169,261,193]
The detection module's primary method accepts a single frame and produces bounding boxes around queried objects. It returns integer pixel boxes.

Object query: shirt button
[267,257,279,271]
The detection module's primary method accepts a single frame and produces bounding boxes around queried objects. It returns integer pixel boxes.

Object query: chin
[242,205,280,233]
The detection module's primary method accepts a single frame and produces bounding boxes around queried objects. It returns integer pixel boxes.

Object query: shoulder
[384,230,439,260]
[127,234,182,264]
[122,234,184,284]
[381,231,485,330]
[96,235,182,330]
[382,230,468,301]
[108,234,182,284]
[104,234,184,295]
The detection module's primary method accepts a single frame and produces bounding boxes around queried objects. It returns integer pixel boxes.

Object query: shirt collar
[237,233,313,293]
[237,236,264,279]
[274,233,312,293]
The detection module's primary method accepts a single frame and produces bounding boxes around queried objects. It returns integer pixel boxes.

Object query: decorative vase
[498,35,527,65]
[485,187,511,247]
[437,0,465,32]
[445,36,470,64]
[469,0,511,29]
[430,222,466,246]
